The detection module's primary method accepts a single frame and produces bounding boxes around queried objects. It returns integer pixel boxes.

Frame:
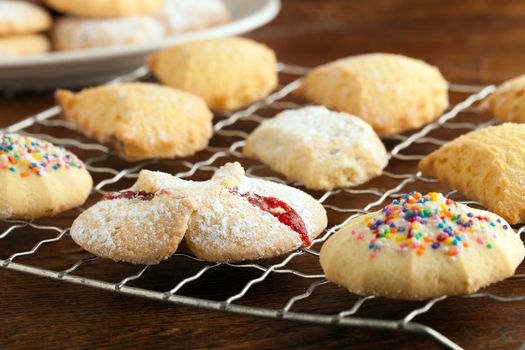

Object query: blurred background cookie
[480,74,525,123]
[0,0,51,36]
[45,0,165,18]
[0,34,50,58]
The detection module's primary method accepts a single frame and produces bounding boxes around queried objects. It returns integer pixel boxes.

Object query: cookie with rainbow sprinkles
[320,191,525,300]
[0,133,92,219]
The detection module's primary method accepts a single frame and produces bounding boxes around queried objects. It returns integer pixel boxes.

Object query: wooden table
[2,1,525,349]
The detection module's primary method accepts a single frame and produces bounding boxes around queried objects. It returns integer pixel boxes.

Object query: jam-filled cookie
[244,106,388,190]
[56,82,213,161]
[45,0,165,18]
[0,1,51,36]
[0,134,92,219]
[320,192,525,300]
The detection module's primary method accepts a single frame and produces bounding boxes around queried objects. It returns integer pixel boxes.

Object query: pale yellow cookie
[0,134,92,219]
[0,34,50,58]
[480,74,525,123]
[244,106,388,190]
[155,0,230,35]
[0,1,51,36]
[70,190,195,264]
[134,162,328,263]
[52,16,165,51]
[55,83,213,161]
[298,53,449,136]
[320,192,525,300]
[418,123,525,224]
[45,0,165,18]
[149,37,278,111]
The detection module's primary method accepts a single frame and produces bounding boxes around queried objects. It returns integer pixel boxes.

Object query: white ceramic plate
[0,0,280,90]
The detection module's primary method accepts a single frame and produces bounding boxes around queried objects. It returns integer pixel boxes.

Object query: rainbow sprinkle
[0,134,83,177]
[352,191,509,259]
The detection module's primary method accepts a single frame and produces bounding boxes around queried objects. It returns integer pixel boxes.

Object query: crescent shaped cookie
[320,192,525,300]
[149,37,278,111]
[0,134,92,219]
[480,74,525,123]
[55,82,213,161]
[243,106,388,190]
[418,123,525,224]
[0,1,51,36]
[134,162,328,262]
[297,53,449,136]
[45,0,165,18]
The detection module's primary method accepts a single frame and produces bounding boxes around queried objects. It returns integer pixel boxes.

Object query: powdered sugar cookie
[0,1,51,36]
[298,53,449,136]
[45,0,164,18]
[0,134,92,219]
[70,190,195,264]
[134,162,328,262]
[244,106,388,190]
[52,16,164,51]
[55,82,213,161]
[155,0,230,35]
[480,74,525,123]
[149,37,278,111]
[0,34,50,58]
[419,123,525,224]
[320,192,525,300]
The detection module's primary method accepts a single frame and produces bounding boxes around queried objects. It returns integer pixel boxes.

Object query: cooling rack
[1,63,524,350]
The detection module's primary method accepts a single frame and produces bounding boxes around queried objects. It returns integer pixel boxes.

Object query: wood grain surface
[2,1,525,349]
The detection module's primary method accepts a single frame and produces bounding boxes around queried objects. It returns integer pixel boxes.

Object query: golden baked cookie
[244,106,388,190]
[0,1,51,36]
[320,192,525,300]
[134,162,328,263]
[0,34,50,58]
[155,0,230,35]
[0,133,93,219]
[52,17,165,51]
[149,37,278,111]
[70,190,195,264]
[480,74,525,122]
[55,83,213,161]
[45,0,165,18]
[418,123,525,224]
[297,53,449,136]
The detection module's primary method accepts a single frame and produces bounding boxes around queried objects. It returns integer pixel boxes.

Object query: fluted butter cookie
[45,0,165,18]
[149,37,278,111]
[320,192,525,300]
[0,134,92,219]
[298,53,449,136]
[0,34,50,58]
[52,17,165,51]
[244,106,388,190]
[480,74,525,123]
[56,82,213,161]
[155,0,230,35]
[70,190,195,264]
[134,162,328,262]
[419,123,525,224]
[0,1,51,36]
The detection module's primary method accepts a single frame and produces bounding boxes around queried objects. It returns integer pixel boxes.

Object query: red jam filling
[102,190,155,201]
[229,188,311,247]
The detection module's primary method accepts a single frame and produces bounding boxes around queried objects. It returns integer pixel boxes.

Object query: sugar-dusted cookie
[55,82,213,161]
[134,162,328,262]
[149,37,278,111]
[297,53,449,136]
[244,106,388,190]
[419,123,525,224]
[0,134,92,219]
[52,16,165,51]
[320,192,525,300]
[155,0,230,35]
[0,1,51,36]
[480,74,525,123]
[45,0,165,18]
[0,34,50,58]
[70,190,195,264]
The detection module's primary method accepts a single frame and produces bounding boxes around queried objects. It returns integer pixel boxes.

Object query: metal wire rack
[1,63,524,350]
